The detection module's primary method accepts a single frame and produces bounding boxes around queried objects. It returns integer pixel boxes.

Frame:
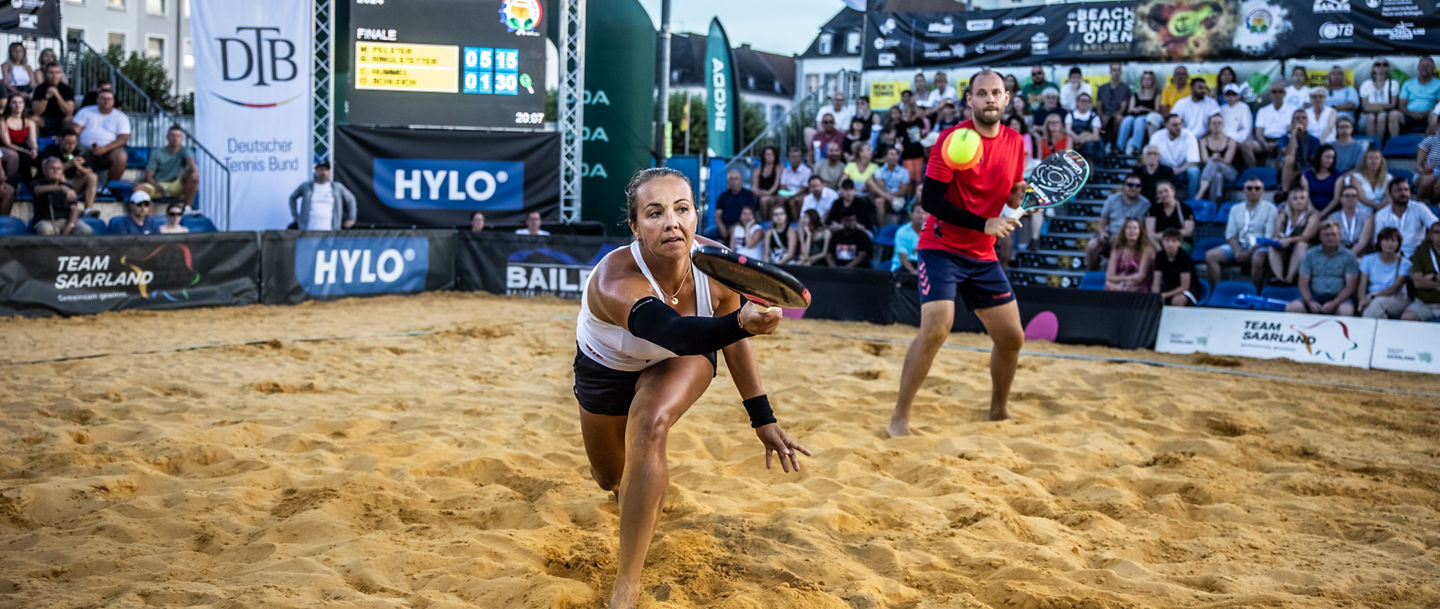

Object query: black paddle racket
[1021,150,1091,211]
[691,245,811,310]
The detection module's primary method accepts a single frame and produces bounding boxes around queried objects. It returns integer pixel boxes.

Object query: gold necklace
[660,261,691,305]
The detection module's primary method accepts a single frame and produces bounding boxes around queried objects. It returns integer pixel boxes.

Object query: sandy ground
[1,292,1437,609]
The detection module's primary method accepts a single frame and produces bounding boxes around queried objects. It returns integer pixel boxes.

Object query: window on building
[146,0,164,15]
[845,31,860,54]
[773,81,782,94]
[108,0,124,8]
[66,28,85,45]
[108,32,126,52]
[818,33,832,55]
[805,74,819,92]
[183,38,193,68]
[147,37,164,60]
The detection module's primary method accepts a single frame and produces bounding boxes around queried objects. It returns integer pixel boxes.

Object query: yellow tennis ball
[941,128,983,171]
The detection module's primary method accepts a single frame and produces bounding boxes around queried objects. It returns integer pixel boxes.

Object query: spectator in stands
[1345,148,1393,211]
[826,178,874,233]
[922,71,956,116]
[1402,221,1440,320]
[911,73,932,111]
[36,129,98,216]
[840,117,868,162]
[1021,66,1057,111]
[933,100,960,132]
[1038,113,1070,162]
[1058,67,1092,112]
[779,147,812,219]
[1372,178,1438,255]
[1248,83,1299,165]
[891,203,926,275]
[34,49,56,85]
[710,169,756,241]
[1105,218,1153,292]
[1214,66,1253,105]
[844,143,878,198]
[470,211,485,232]
[30,156,89,235]
[812,113,846,164]
[1005,95,1032,131]
[875,124,901,159]
[1031,89,1065,141]
[1003,73,1021,99]
[1066,92,1104,160]
[288,161,357,231]
[80,80,114,111]
[1097,62,1131,152]
[1171,78,1220,139]
[2,42,33,94]
[1285,65,1313,110]
[750,146,781,218]
[1145,181,1194,254]
[1086,174,1151,270]
[1205,176,1276,287]
[110,190,158,235]
[1303,145,1341,215]
[1267,189,1319,284]
[516,210,550,236]
[797,208,829,266]
[1286,221,1358,315]
[0,162,11,216]
[1324,65,1359,126]
[800,174,838,223]
[1361,59,1402,142]
[815,141,847,189]
[1120,70,1162,156]
[159,203,188,234]
[30,62,73,137]
[1305,88,1337,144]
[1149,113,1201,199]
[824,210,871,268]
[72,90,129,182]
[1278,110,1319,192]
[1417,130,1440,204]
[1134,145,1176,205]
[1219,84,1255,168]
[1153,228,1197,306]
[1196,113,1238,202]
[1,92,37,185]
[729,205,764,259]
[1159,65,1189,116]
[868,146,910,223]
[807,90,851,159]
[142,125,199,211]
[854,95,875,136]
[1331,116,1366,175]
[1330,185,1374,257]
[764,205,798,265]
[1358,226,1411,318]
[1399,56,1439,133]
[895,105,929,185]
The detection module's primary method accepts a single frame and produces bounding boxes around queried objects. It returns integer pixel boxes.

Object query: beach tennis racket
[691,245,812,310]
[1020,150,1091,211]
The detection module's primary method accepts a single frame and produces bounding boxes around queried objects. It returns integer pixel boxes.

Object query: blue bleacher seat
[126,146,148,169]
[0,215,29,235]
[1079,270,1106,290]
[1237,166,1277,190]
[1187,199,1217,224]
[1192,278,1211,304]
[181,215,218,233]
[1192,236,1226,261]
[874,223,901,247]
[1392,168,1414,186]
[78,216,107,235]
[1206,280,1257,308]
[1383,134,1424,158]
[1215,201,1238,225]
[105,180,135,203]
[36,136,53,150]
[1260,285,1301,305]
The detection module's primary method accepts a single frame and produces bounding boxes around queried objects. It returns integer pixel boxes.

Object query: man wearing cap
[1220,83,1255,168]
[288,161,356,231]
[109,191,160,235]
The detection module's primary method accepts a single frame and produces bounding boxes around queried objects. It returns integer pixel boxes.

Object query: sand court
[1,292,1437,608]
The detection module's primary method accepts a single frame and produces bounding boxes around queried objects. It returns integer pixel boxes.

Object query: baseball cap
[129,190,152,204]
[1223,84,1241,96]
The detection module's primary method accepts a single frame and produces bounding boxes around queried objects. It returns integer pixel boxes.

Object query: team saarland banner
[705,18,740,158]
[0,234,261,317]
[193,0,312,231]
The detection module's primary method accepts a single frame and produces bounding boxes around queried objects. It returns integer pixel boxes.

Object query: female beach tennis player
[575,167,812,608]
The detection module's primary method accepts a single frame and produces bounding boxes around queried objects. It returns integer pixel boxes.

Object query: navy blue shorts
[917,249,1016,311]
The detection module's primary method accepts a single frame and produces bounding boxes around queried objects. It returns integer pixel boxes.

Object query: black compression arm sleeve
[920,176,989,233]
[627,297,754,355]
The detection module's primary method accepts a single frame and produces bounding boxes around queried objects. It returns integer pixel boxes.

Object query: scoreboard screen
[347,0,547,129]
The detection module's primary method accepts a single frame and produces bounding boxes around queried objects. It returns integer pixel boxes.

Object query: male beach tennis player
[889,69,1030,435]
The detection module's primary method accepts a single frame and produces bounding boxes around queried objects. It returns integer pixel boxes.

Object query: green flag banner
[705,18,740,158]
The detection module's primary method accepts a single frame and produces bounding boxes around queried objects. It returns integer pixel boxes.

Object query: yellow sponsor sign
[870,80,905,109]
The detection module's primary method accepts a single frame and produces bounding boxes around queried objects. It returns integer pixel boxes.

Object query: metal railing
[62,39,232,228]
[715,68,856,189]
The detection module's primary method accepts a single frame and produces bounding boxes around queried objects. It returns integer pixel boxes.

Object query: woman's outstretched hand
[755,423,812,473]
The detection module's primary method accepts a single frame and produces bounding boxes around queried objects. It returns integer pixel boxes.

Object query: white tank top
[576,240,714,372]
[6,64,29,88]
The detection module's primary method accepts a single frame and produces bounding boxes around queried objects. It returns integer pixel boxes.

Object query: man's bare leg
[890,300,954,436]
[974,301,1024,421]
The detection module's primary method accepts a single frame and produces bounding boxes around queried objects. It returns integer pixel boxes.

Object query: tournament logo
[1312,0,1351,12]
[1245,9,1271,33]
[295,236,429,297]
[211,26,303,108]
[1233,0,1289,56]
[499,0,542,36]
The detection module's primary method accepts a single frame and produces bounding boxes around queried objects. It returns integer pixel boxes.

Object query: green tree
[740,101,766,149]
[667,92,706,155]
[93,46,179,113]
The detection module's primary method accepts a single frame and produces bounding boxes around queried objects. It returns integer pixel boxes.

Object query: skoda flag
[705,18,740,158]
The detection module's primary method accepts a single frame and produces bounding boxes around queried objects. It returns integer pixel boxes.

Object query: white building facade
[61,0,194,98]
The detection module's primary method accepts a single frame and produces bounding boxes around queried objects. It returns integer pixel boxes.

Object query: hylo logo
[295,237,429,296]
[374,159,525,210]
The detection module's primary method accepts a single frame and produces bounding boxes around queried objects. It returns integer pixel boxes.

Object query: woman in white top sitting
[728,205,764,259]
[1304,88,1337,144]
[1358,59,1402,142]
[573,168,808,609]
[1343,148,1394,211]
[1,43,32,93]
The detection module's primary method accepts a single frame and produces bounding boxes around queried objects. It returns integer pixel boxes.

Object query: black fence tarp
[0,233,261,317]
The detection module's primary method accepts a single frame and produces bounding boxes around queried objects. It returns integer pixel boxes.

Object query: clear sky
[635,0,846,56]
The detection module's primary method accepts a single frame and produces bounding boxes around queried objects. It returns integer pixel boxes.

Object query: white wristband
[1000,204,1026,219]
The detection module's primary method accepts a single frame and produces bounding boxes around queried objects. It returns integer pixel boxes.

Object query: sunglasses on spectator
[1245,186,1263,191]
[1124,182,1141,187]
[1270,90,1284,94]
[133,201,151,206]
[167,211,183,217]
[1375,62,1389,67]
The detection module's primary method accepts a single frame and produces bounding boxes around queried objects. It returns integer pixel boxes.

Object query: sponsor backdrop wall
[193,0,313,231]
[1157,307,1377,368]
[333,125,560,228]
[864,0,1437,69]
[260,230,456,305]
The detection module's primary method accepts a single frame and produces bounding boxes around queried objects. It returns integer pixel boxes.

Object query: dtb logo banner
[373,159,525,210]
[295,236,429,296]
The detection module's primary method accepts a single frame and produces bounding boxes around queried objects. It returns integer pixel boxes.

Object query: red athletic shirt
[917,120,1025,261]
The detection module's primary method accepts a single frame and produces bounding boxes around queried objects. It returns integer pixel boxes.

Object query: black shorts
[572,346,717,416]
[917,248,1016,311]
